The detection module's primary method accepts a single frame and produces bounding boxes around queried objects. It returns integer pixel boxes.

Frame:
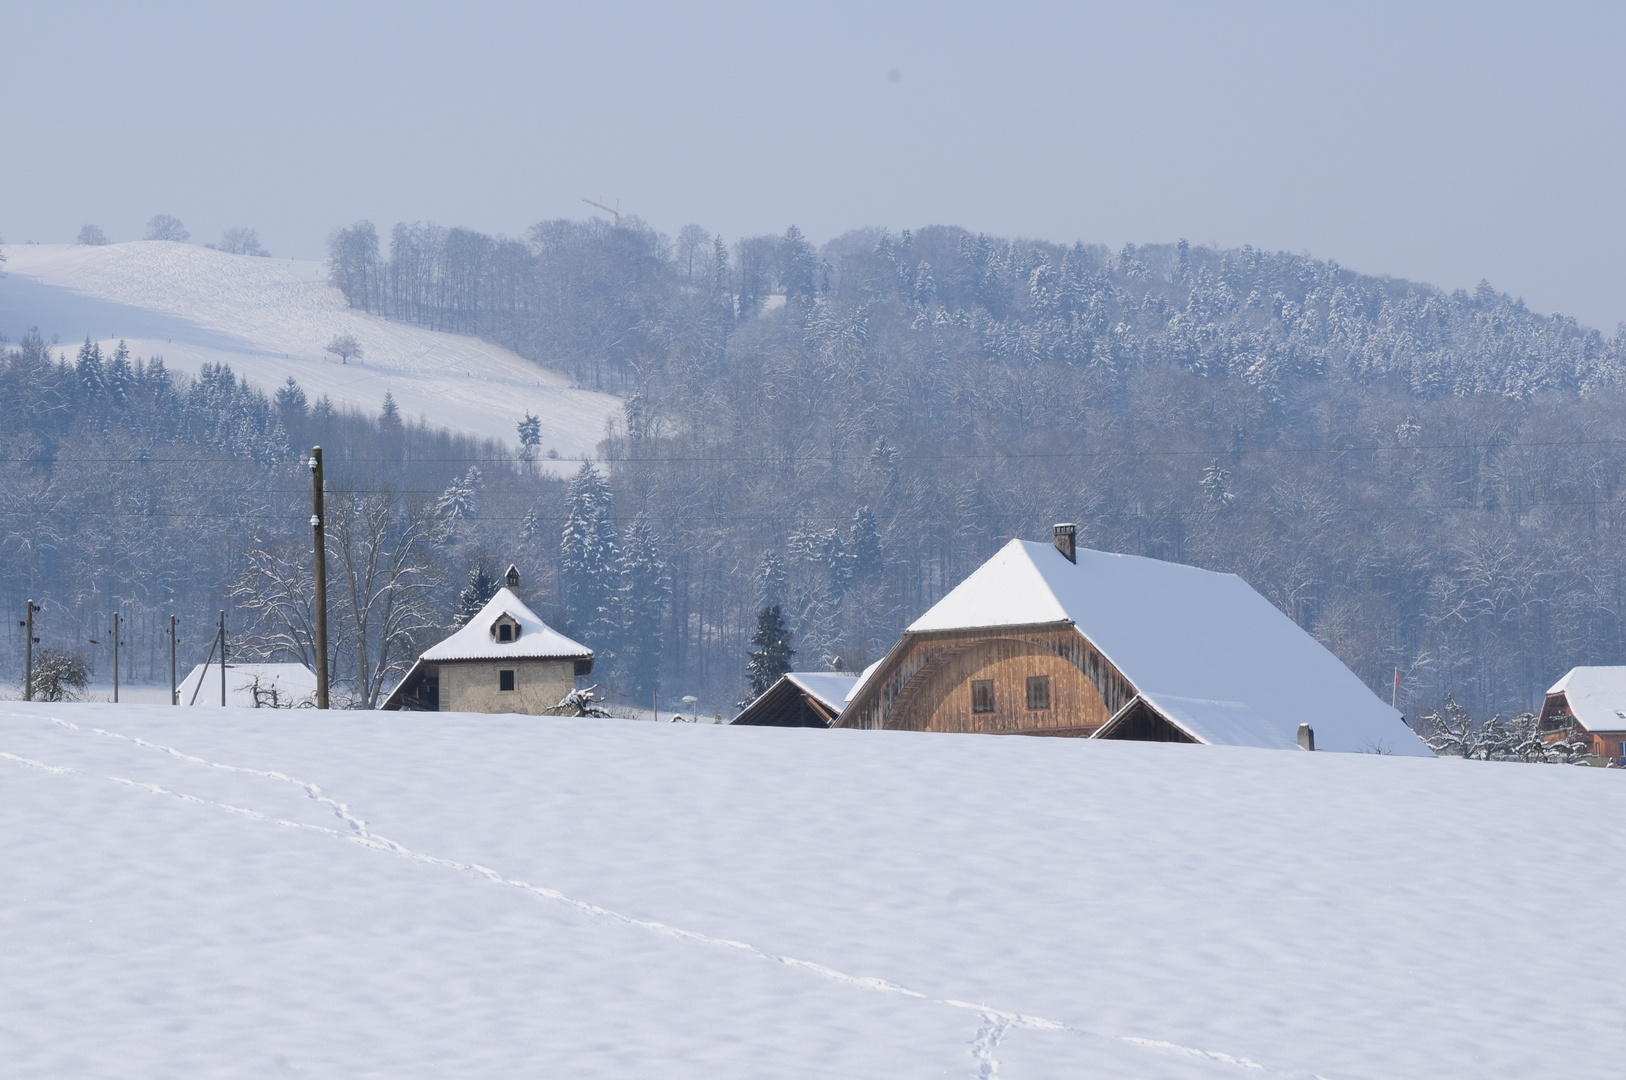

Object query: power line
[8,435,1626,467]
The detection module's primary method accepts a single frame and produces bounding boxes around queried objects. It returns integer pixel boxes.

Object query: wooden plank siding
[840,622,1137,736]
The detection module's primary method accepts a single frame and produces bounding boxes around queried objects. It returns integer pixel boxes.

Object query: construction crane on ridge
[582,198,622,226]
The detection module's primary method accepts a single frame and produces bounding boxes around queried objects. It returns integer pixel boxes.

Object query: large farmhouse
[792,526,1430,755]
[381,571,592,713]
[1539,667,1626,764]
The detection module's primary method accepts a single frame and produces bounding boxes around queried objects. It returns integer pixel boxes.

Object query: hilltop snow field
[0,243,621,469]
[2,704,1621,1079]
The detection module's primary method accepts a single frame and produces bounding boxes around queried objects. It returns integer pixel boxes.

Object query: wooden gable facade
[839,622,1137,737]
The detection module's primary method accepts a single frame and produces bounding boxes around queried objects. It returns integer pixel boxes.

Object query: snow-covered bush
[549,685,610,718]
[1418,695,1591,764]
[24,649,90,702]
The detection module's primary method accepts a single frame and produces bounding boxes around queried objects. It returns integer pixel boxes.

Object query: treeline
[0,328,582,702]
[334,217,1626,717]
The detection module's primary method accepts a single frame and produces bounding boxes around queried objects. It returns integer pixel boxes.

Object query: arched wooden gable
[841,622,1136,737]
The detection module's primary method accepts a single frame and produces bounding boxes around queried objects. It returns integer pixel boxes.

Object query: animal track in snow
[16,715,1293,1079]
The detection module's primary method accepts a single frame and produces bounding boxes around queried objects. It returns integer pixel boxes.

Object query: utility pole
[111,610,120,704]
[169,615,178,705]
[309,447,330,709]
[22,600,38,702]
[219,610,227,707]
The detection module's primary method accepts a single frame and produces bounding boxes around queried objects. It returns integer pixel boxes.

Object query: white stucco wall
[436,660,577,714]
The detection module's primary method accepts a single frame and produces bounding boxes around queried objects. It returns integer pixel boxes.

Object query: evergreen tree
[380,392,403,433]
[275,376,308,416]
[745,604,794,701]
[436,467,483,529]
[560,461,620,650]
[516,412,542,461]
[75,338,106,400]
[453,562,500,626]
[1200,459,1236,508]
[616,513,670,703]
[848,506,883,582]
[105,341,133,404]
[780,225,817,301]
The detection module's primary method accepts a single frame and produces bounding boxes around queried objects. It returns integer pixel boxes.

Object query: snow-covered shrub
[1418,695,1592,764]
[25,649,90,702]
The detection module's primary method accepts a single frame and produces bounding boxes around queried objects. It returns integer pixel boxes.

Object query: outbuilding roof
[1545,666,1626,732]
[855,539,1431,755]
[176,662,317,707]
[785,672,861,712]
[421,587,592,663]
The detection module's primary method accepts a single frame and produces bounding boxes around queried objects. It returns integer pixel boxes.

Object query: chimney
[505,564,521,590]
[1297,723,1315,752]
[1053,523,1077,563]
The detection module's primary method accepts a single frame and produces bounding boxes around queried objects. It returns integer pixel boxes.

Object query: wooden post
[219,610,227,706]
[23,599,37,702]
[112,610,120,704]
[310,447,330,710]
[170,614,178,705]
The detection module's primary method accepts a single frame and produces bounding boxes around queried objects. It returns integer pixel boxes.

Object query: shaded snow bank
[1,703,1620,1078]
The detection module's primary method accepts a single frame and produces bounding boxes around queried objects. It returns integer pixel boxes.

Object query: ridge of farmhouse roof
[846,538,1432,755]
[420,587,592,663]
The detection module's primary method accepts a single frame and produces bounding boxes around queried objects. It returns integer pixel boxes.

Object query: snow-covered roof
[1545,666,1626,732]
[421,587,591,663]
[785,672,860,712]
[176,662,317,707]
[876,539,1430,755]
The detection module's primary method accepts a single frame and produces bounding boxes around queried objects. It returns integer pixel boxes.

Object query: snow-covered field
[0,243,621,469]
[2,703,1620,1079]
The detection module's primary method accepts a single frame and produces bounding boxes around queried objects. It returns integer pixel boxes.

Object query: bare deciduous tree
[219,227,269,256]
[325,334,363,364]
[144,215,190,242]
[326,489,444,708]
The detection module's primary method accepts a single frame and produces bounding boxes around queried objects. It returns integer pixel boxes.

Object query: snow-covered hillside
[0,243,621,469]
[3,704,1620,1078]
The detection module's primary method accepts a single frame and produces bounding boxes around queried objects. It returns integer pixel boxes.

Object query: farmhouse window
[499,669,516,692]
[498,623,513,642]
[971,679,995,714]
[1026,675,1051,710]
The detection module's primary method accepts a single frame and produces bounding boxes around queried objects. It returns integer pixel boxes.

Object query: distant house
[380,570,592,713]
[1539,667,1626,763]
[825,525,1432,755]
[733,672,860,728]
[177,661,317,707]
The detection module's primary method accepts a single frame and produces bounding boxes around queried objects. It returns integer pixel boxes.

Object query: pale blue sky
[5,2,1624,329]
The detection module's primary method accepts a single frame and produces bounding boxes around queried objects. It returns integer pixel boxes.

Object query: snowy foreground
[0,243,621,466]
[2,704,1621,1079]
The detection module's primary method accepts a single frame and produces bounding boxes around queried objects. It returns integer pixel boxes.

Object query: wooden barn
[828,525,1431,755]
[1539,667,1626,764]
[380,570,593,713]
[732,672,860,728]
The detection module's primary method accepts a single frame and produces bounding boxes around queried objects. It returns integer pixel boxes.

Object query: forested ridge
[7,215,1626,718]
[331,217,1626,716]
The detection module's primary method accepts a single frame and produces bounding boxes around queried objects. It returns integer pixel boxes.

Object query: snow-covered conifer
[275,377,308,417]
[560,462,620,650]
[744,605,794,702]
[452,563,500,627]
[616,513,670,702]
